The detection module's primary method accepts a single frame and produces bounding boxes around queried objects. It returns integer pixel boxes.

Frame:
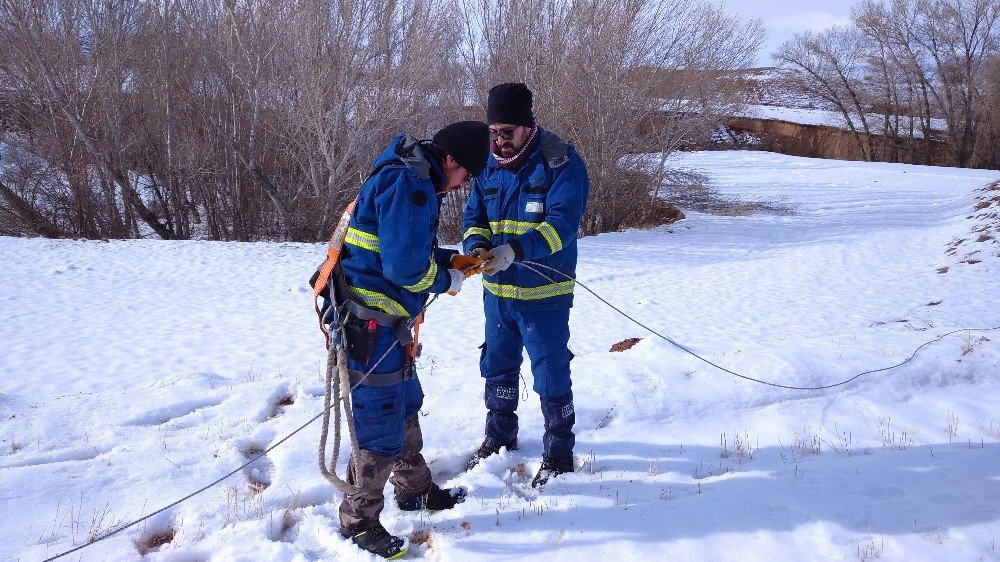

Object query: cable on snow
[40,261,997,560]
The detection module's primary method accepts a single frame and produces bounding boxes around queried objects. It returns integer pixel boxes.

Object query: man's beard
[496,141,519,158]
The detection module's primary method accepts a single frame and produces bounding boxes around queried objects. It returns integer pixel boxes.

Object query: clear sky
[725,0,858,66]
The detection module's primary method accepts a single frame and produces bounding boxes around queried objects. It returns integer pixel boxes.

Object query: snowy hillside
[735,104,947,135]
[2,151,999,561]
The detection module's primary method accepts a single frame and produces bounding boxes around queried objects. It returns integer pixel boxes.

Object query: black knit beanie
[487,83,534,127]
[432,121,490,177]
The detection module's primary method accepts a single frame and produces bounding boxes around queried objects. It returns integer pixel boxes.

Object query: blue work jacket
[462,128,590,310]
[341,135,457,318]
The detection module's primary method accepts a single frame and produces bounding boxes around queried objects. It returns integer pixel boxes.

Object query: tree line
[775,0,1000,169]
[0,0,760,241]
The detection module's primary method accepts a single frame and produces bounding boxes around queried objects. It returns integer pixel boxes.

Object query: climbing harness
[309,199,362,495]
[311,200,422,495]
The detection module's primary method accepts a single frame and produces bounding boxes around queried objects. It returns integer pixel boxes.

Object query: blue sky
[726,0,857,65]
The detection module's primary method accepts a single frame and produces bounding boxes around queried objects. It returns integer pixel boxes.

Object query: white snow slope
[2,151,1000,562]
[736,104,947,136]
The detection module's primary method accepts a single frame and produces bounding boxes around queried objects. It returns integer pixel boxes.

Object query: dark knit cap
[487,82,534,127]
[432,121,490,177]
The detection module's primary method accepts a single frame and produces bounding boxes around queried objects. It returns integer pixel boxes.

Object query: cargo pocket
[478,342,488,379]
[351,384,405,457]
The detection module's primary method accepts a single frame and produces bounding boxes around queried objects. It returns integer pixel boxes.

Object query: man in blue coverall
[463,83,590,488]
[336,121,489,558]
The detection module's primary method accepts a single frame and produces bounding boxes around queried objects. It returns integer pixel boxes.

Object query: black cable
[520,260,999,391]
[42,408,324,561]
[44,294,444,561]
[42,259,996,560]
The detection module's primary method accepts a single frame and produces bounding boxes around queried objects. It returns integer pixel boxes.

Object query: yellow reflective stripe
[536,222,562,253]
[483,280,575,300]
[345,226,380,252]
[464,226,492,240]
[348,287,409,317]
[402,259,438,292]
[488,220,561,253]
[490,219,537,235]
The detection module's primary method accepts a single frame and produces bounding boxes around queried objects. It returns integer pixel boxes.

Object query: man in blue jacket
[462,83,590,488]
[337,121,489,558]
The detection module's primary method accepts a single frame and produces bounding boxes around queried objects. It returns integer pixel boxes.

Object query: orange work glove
[451,253,485,278]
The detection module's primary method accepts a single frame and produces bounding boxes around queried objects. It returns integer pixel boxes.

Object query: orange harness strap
[313,199,428,358]
[407,313,424,360]
[314,200,357,299]
[314,200,357,346]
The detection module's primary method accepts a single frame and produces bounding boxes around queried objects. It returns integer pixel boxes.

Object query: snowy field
[735,104,947,135]
[2,151,999,561]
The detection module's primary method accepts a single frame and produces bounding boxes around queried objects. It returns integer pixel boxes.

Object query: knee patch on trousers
[541,391,576,459]
[485,381,519,412]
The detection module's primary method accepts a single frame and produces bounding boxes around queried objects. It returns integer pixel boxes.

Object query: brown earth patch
[610,338,642,352]
[135,527,175,556]
[412,530,433,547]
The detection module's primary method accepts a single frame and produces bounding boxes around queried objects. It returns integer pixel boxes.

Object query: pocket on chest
[521,174,547,220]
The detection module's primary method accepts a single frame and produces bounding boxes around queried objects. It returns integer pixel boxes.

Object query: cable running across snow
[41,261,995,561]
[519,260,999,391]
[42,294,441,562]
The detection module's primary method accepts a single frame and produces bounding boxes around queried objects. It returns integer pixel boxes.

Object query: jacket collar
[487,126,545,174]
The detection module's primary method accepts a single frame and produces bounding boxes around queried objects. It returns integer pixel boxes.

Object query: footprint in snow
[122,396,225,426]
[241,445,274,492]
[266,393,295,420]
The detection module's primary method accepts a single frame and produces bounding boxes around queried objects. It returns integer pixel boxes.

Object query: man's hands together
[482,244,515,275]
[451,252,486,278]
[447,251,486,295]
[446,244,516,295]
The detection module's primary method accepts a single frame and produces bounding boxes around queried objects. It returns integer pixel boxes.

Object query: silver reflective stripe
[464,226,493,240]
[348,287,409,317]
[536,222,562,253]
[490,219,537,235]
[345,226,380,252]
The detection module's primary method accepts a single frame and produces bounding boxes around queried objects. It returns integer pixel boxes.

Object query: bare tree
[462,0,763,233]
[0,0,178,238]
[278,0,464,240]
[853,0,1000,167]
[975,53,1000,166]
[774,27,876,161]
[2,0,770,241]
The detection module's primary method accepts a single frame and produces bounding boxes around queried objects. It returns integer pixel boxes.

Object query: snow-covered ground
[736,104,947,135]
[2,151,999,561]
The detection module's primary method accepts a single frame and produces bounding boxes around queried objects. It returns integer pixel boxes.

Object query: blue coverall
[336,134,461,533]
[462,128,590,460]
[340,134,458,456]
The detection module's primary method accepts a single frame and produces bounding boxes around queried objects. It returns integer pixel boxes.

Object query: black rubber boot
[467,438,517,470]
[341,524,407,559]
[396,482,468,512]
[531,456,575,488]
[484,380,520,452]
[541,391,576,460]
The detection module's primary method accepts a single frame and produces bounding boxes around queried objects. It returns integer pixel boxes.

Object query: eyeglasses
[489,126,518,141]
